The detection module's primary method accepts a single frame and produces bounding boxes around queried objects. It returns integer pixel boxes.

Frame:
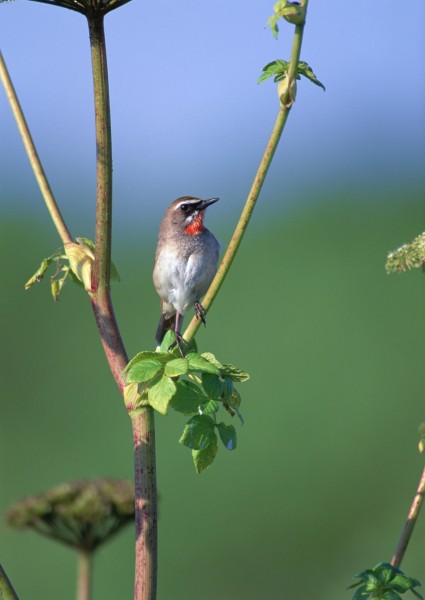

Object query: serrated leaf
[258,59,289,84]
[217,422,237,450]
[179,415,215,450]
[169,380,207,414]
[192,433,218,474]
[126,359,164,384]
[164,358,188,378]
[200,352,223,369]
[201,373,223,400]
[198,400,219,415]
[297,61,326,90]
[148,374,176,415]
[220,364,250,383]
[351,585,368,600]
[186,353,220,375]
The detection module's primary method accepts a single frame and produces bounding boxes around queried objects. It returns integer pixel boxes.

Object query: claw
[194,301,207,326]
[168,331,191,358]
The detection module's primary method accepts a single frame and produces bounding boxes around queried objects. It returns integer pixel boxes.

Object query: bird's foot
[194,302,207,326]
[168,331,191,358]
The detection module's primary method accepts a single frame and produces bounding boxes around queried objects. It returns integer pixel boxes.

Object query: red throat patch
[185,213,205,235]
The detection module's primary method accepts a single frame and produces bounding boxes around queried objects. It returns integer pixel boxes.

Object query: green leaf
[164,358,188,378]
[169,380,207,414]
[258,59,289,84]
[198,400,219,415]
[220,363,250,383]
[192,433,218,474]
[148,374,176,415]
[179,415,216,450]
[186,353,220,375]
[25,250,64,289]
[297,61,326,90]
[200,352,223,369]
[126,359,164,384]
[223,386,244,424]
[217,422,237,450]
[201,373,223,399]
[123,351,171,374]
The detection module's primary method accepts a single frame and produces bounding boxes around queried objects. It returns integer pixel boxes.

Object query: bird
[153,196,220,356]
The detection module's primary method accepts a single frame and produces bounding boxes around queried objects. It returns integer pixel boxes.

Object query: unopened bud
[278,76,297,108]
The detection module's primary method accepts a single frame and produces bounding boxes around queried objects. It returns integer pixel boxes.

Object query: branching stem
[391,464,425,569]
[183,3,309,343]
[0,52,72,245]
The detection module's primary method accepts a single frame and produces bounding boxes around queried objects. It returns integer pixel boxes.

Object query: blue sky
[1,1,424,231]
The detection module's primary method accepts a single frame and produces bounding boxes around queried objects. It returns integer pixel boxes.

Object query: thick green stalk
[87,15,158,600]
[0,562,19,600]
[0,52,72,245]
[77,550,92,600]
[183,4,308,343]
[391,465,425,569]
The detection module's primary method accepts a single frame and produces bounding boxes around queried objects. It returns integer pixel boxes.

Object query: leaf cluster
[258,59,325,90]
[349,563,424,600]
[386,231,425,274]
[25,238,120,300]
[266,1,306,38]
[124,332,250,473]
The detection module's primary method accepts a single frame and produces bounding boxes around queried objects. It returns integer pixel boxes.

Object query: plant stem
[391,464,425,569]
[0,563,19,600]
[183,4,308,343]
[87,14,113,294]
[0,52,72,245]
[131,409,158,600]
[77,550,92,600]
[87,14,158,600]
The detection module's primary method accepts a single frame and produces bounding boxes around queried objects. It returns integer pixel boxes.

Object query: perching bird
[153,196,220,356]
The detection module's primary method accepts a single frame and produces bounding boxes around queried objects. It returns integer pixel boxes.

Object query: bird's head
[165,196,219,235]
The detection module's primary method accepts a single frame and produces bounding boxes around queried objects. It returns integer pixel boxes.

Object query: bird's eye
[180,204,189,212]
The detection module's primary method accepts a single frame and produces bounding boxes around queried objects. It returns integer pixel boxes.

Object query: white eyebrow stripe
[173,199,200,210]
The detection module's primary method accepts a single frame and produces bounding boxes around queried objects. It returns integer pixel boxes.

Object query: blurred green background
[1,191,424,599]
[1,0,425,598]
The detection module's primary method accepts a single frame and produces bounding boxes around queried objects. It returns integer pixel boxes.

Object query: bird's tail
[156,313,176,346]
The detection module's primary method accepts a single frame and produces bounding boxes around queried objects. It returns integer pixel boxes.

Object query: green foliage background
[0,188,424,599]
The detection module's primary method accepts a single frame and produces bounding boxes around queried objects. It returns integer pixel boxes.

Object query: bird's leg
[167,312,191,357]
[194,301,207,326]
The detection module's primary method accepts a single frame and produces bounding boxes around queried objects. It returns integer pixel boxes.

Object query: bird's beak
[199,197,219,211]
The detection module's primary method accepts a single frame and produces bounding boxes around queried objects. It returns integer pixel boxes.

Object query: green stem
[391,465,425,569]
[0,562,19,600]
[87,14,113,293]
[86,15,158,600]
[0,51,73,245]
[183,5,308,343]
[77,550,92,600]
[131,409,158,600]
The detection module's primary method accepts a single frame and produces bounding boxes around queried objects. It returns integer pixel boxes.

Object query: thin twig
[183,3,309,343]
[391,464,425,569]
[0,562,19,600]
[0,51,73,245]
